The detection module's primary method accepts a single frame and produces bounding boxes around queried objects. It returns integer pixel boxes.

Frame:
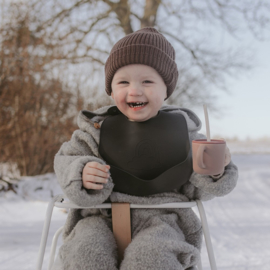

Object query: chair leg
[36,195,64,270]
[47,226,64,270]
[196,200,217,270]
[197,254,203,270]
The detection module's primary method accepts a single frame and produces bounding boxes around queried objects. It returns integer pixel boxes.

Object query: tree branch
[141,0,161,28]
[102,0,133,34]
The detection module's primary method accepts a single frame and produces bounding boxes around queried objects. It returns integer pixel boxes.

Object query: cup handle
[197,144,206,169]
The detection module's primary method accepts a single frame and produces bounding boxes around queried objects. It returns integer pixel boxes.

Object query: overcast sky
[195,38,270,140]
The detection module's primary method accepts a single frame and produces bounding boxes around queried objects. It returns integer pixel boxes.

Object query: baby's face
[111,64,167,122]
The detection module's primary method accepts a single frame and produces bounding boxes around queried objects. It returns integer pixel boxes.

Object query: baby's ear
[111,91,114,100]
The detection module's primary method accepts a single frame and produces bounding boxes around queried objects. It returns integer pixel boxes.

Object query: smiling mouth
[127,102,148,108]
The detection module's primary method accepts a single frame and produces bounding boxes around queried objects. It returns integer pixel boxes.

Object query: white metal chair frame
[36,194,217,270]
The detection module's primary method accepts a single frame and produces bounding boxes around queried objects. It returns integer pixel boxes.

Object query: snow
[199,155,270,269]
[1,155,270,270]
[0,174,65,270]
[225,139,270,154]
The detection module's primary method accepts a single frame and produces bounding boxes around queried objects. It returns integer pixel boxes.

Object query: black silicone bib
[99,111,192,196]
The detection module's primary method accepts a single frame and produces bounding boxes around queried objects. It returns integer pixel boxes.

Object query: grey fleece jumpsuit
[52,105,238,270]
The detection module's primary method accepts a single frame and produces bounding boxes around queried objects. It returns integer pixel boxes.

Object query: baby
[53,27,238,270]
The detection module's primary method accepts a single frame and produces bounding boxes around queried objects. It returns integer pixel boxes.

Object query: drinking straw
[203,104,211,142]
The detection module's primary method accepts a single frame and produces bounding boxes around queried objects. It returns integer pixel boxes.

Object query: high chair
[36,194,217,270]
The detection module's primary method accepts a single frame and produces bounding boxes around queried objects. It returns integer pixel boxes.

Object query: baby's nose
[129,85,143,96]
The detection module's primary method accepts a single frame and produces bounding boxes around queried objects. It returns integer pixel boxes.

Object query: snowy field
[0,154,270,270]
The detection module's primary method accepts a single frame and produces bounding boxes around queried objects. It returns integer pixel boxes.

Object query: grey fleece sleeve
[183,161,238,201]
[54,130,114,207]
[181,131,238,201]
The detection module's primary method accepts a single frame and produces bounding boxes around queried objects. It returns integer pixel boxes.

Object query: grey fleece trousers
[54,211,201,270]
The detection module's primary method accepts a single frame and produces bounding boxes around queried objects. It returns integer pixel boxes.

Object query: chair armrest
[53,195,197,209]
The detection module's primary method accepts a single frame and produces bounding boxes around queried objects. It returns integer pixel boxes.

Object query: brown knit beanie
[105,27,178,99]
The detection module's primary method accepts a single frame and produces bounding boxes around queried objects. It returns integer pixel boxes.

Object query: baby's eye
[143,80,153,83]
[119,81,129,84]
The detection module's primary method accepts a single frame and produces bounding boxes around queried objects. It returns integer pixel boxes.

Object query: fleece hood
[77,105,202,133]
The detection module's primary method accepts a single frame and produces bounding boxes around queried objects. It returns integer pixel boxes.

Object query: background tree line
[0,0,269,178]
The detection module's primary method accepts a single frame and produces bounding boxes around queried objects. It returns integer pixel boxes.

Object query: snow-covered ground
[225,139,270,154]
[0,154,270,270]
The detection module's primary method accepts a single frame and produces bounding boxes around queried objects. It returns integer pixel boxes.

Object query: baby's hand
[82,162,110,190]
[211,145,231,179]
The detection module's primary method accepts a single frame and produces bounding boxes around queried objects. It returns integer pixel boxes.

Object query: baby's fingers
[87,174,108,184]
[86,167,110,179]
[86,162,110,173]
[84,175,108,190]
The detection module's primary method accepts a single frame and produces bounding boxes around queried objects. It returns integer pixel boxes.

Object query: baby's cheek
[154,96,165,107]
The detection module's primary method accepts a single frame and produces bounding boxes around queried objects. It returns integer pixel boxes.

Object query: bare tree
[0,2,84,176]
[30,0,270,109]
[1,0,269,177]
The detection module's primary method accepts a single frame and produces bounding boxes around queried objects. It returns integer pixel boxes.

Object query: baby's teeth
[129,102,146,108]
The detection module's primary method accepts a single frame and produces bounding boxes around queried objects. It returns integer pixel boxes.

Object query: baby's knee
[120,237,200,270]
[59,216,118,270]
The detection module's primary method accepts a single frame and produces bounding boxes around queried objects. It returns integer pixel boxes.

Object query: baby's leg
[54,215,118,270]
[120,213,200,270]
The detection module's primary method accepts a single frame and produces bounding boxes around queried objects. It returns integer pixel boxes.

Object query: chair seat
[36,195,217,270]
